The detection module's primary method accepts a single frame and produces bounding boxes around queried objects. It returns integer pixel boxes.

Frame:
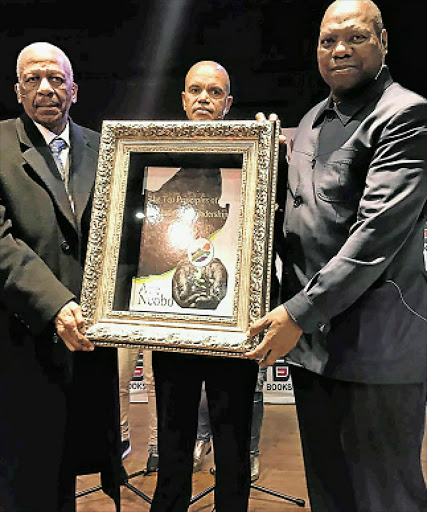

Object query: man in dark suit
[149,61,259,512]
[247,1,427,511]
[0,42,121,512]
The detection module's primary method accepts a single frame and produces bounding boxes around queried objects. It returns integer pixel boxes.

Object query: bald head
[182,61,233,121]
[322,0,384,39]
[185,61,231,95]
[16,42,74,82]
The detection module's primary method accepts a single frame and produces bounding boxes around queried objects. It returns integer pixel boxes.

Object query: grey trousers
[118,348,157,446]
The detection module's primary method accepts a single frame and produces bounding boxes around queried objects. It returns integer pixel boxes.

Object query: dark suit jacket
[0,115,121,511]
[284,67,427,384]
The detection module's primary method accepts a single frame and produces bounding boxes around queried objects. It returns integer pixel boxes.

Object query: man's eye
[25,77,38,84]
[189,87,200,94]
[320,37,334,48]
[351,34,367,44]
[210,89,222,97]
[50,76,64,86]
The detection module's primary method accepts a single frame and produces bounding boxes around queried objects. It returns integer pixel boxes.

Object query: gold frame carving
[81,119,280,357]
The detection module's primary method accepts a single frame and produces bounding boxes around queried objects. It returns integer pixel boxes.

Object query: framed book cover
[81,119,280,357]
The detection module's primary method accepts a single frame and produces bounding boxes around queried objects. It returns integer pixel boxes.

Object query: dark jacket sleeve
[0,196,76,336]
[285,101,427,332]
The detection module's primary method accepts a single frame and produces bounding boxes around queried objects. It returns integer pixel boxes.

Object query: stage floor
[77,403,427,511]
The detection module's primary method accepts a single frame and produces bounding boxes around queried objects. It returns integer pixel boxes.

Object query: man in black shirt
[247,1,427,511]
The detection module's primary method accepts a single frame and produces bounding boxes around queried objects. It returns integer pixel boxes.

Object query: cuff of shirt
[284,290,329,334]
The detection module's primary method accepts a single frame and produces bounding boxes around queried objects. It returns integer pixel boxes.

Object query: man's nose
[197,89,209,101]
[333,40,352,58]
[37,77,54,94]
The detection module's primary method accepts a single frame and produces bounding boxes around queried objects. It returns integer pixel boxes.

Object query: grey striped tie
[49,137,67,180]
[49,137,74,212]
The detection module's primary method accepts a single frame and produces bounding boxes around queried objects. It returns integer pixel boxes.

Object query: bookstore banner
[129,352,294,404]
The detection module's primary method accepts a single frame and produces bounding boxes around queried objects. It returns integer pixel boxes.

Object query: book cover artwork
[130,166,242,318]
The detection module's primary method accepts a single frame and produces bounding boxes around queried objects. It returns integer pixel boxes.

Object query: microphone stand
[195,467,305,510]
[76,465,153,505]
[77,464,305,509]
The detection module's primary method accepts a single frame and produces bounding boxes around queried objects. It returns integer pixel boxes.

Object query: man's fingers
[245,338,269,361]
[56,320,94,352]
[55,302,94,352]
[246,316,271,338]
[72,307,86,333]
[65,301,86,333]
[258,347,280,367]
[256,112,280,124]
[245,321,275,359]
[255,112,267,122]
[246,331,283,367]
[72,331,94,351]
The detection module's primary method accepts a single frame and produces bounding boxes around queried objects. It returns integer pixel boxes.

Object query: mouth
[35,98,61,107]
[193,106,213,114]
[331,65,356,72]
[34,104,62,117]
[36,104,60,109]
[192,109,215,120]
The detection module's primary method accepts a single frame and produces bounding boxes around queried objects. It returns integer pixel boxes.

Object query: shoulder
[0,118,20,152]
[70,121,100,150]
[80,125,100,144]
[383,82,427,106]
[378,82,427,121]
[83,127,100,152]
[0,118,19,135]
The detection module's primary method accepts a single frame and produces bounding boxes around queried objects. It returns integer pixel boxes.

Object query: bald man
[181,60,233,121]
[0,42,120,512]
[149,61,259,512]
[247,1,427,511]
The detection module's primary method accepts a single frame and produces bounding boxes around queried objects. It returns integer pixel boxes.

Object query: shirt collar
[313,66,393,127]
[33,121,70,147]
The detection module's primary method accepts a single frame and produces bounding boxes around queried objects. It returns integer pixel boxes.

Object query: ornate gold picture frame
[81,120,280,357]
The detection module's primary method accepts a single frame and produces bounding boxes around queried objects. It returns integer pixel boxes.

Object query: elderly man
[149,61,259,512]
[0,42,121,512]
[248,1,427,511]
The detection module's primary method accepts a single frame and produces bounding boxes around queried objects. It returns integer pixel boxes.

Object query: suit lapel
[16,116,77,230]
[68,121,97,225]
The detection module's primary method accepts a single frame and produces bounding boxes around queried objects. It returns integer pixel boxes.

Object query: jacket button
[293,196,303,208]
[61,240,71,254]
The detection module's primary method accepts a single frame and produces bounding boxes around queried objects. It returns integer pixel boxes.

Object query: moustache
[35,102,60,108]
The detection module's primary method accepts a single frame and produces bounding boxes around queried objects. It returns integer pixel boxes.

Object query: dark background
[0,0,425,131]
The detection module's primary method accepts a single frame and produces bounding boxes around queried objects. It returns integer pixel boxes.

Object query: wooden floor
[77,403,427,512]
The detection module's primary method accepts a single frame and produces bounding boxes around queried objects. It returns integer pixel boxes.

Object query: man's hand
[245,305,302,367]
[55,301,94,352]
[255,112,287,144]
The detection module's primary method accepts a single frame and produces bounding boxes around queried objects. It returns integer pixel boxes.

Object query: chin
[34,112,61,123]
[192,112,214,121]
[35,116,65,133]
